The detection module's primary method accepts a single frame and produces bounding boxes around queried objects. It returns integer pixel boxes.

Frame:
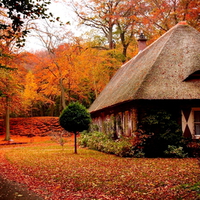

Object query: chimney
[137,33,147,52]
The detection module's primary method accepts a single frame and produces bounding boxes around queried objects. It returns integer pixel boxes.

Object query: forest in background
[0,0,199,118]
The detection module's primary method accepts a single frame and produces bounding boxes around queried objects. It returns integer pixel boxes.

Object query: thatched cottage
[89,22,200,139]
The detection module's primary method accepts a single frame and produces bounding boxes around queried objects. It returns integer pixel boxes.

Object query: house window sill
[194,135,200,139]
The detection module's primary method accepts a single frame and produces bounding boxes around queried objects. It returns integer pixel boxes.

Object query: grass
[3,139,200,200]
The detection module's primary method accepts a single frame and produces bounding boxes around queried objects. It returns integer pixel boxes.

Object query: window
[182,108,200,139]
[184,70,200,81]
[194,111,200,135]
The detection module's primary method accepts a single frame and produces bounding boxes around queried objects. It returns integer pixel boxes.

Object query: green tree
[59,102,91,154]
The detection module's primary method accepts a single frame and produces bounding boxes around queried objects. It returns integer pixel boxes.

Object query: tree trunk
[122,45,127,61]
[108,26,113,49]
[120,31,129,61]
[5,96,10,141]
[74,132,77,154]
[59,78,66,111]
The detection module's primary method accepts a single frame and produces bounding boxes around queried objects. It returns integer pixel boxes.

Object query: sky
[23,0,83,52]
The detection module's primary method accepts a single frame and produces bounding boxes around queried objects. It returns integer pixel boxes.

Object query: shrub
[79,131,145,157]
[164,145,188,158]
[50,130,72,149]
[186,140,200,157]
[139,109,186,157]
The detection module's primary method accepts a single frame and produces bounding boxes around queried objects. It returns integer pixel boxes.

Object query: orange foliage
[1,0,199,117]
[32,42,122,110]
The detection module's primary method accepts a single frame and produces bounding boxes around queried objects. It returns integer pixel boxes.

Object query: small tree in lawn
[59,102,91,154]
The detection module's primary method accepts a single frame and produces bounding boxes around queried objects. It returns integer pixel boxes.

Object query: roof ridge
[133,26,176,98]
[121,23,183,69]
[140,23,180,54]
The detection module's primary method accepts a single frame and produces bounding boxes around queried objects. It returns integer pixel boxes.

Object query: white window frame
[191,108,200,139]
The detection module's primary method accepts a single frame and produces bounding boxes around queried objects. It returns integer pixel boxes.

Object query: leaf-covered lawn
[1,142,200,200]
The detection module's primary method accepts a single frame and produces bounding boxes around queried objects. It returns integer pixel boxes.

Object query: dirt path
[0,176,44,200]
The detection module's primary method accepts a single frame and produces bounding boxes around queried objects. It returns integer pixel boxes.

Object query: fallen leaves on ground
[0,137,199,200]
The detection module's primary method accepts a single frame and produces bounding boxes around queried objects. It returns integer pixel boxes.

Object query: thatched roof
[89,22,200,113]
